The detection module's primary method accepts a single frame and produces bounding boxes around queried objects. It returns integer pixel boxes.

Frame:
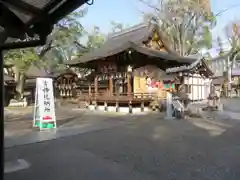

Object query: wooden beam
[109,76,113,95]
[127,73,132,95]
[94,76,98,96]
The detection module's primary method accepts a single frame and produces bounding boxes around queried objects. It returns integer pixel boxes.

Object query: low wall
[88,105,151,114]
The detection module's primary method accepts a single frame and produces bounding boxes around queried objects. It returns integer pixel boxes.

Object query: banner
[33,78,56,130]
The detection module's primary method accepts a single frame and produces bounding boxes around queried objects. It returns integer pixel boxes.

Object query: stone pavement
[188,98,240,120]
[4,116,240,180]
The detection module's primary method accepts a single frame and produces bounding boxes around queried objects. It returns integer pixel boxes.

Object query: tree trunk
[16,73,26,100]
[12,66,20,82]
[229,54,238,96]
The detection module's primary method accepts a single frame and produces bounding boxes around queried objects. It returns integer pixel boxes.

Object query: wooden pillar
[88,84,91,96]
[127,73,132,96]
[129,100,132,114]
[197,76,199,101]
[191,74,194,101]
[141,93,144,112]
[94,76,98,96]
[109,76,113,95]
[104,101,108,111]
[116,99,119,112]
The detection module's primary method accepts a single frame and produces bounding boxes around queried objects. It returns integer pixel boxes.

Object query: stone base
[202,106,220,111]
[88,105,150,114]
[164,116,175,120]
[8,99,28,107]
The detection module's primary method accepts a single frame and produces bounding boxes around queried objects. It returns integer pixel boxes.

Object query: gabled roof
[4,63,14,68]
[166,58,214,77]
[4,74,14,81]
[4,74,15,86]
[67,23,193,65]
[52,68,77,78]
[25,63,50,78]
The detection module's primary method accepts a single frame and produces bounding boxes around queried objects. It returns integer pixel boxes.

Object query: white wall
[184,74,211,101]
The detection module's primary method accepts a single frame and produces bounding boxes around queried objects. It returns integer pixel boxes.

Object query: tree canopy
[3,8,106,98]
[139,0,215,56]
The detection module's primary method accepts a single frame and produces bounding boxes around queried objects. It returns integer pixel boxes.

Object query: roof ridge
[107,23,148,39]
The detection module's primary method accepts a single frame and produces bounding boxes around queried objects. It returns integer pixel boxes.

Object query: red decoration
[43,116,52,120]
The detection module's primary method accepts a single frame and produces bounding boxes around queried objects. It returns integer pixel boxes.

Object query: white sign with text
[33,78,56,130]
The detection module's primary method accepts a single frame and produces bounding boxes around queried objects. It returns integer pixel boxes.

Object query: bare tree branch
[139,0,213,56]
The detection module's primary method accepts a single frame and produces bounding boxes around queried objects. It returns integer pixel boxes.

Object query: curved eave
[166,58,214,78]
[66,42,196,66]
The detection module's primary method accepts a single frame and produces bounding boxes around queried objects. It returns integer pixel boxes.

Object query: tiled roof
[67,23,196,65]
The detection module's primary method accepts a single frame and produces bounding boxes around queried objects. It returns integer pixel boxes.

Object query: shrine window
[185,85,192,94]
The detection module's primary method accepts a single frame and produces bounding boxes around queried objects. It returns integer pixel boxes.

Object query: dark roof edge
[165,58,202,73]
[107,23,148,39]
[108,22,180,56]
[130,43,195,64]
[165,58,213,76]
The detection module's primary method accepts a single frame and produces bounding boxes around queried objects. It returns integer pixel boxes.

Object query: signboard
[33,78,56,130]
[98,61,117,73]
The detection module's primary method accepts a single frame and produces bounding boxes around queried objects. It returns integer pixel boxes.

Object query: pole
[227,56,232,97]
[165,91,173,120]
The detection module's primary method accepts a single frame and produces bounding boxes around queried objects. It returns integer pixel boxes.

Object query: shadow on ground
[4,115,240,180]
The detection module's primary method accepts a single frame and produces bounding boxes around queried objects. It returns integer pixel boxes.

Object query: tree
[139,0,215,56]
[216,36,225,56]
[110,21,124,33]
[41,9,88,71]
[225,22,240,53]
[86,26,105,49]
[224,21,240,93]
[3,9,88,99]
[4,48,40,98]
[74,26,105,78]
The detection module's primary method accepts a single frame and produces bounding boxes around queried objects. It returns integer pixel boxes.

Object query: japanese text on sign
[42,80,51,112]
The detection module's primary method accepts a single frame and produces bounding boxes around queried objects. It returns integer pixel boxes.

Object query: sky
[79,0,240,55]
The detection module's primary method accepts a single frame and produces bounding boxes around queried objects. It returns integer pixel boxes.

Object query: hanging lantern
[127,65,132,72]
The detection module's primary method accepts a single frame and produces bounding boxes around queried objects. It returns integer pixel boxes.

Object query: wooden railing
[80,92,170,113]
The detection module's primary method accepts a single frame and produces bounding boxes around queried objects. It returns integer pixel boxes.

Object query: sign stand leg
[33,83,38,127]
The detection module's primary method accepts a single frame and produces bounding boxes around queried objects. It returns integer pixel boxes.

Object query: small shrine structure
[67,23,213,112]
